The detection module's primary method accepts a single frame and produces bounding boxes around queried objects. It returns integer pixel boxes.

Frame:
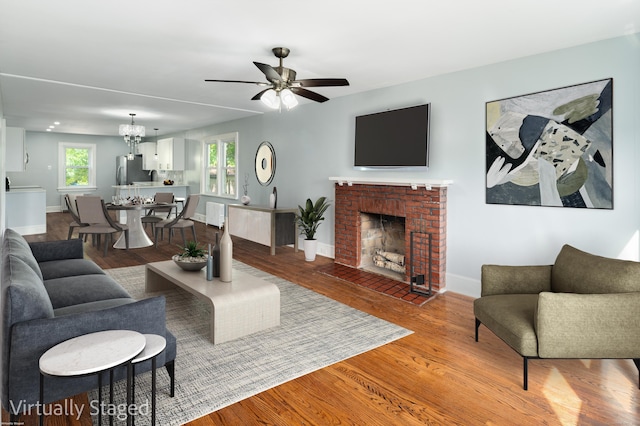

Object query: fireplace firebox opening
[359,212,406,280]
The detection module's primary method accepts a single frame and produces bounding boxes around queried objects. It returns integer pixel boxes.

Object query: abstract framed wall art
[486,78,613,209]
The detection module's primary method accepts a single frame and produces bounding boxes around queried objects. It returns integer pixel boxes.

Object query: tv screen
[354,104,430,169]
[354,103,430,169]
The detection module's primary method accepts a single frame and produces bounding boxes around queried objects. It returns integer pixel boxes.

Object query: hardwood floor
[10,212,640,425]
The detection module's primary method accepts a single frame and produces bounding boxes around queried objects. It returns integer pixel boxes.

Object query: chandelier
[119,113,145,156]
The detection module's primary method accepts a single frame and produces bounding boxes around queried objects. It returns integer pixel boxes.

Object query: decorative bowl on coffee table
[172,255,207,271]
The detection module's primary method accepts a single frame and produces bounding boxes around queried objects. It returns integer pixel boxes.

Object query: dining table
[106,201,176,249]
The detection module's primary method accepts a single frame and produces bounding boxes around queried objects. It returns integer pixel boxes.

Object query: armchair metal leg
[523,357,529,390]
[475,318,481,342]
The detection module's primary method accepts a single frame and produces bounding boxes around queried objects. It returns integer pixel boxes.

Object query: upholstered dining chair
[75,196,129,256]
[64,194,88,240]
[141,192,175,233]
[154,194,200,247]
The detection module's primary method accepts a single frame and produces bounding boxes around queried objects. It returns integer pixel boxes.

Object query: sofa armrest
[28,238,84,262]
[481,264,552,296]
[536,291,640,358]
[4,296,168,405]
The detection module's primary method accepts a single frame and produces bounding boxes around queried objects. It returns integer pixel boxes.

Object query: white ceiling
[1,0,639,137]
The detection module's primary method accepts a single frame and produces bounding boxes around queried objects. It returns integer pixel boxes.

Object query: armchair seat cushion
[474,294,539,357]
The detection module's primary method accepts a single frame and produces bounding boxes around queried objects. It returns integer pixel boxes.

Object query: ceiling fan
[205,47,349,108]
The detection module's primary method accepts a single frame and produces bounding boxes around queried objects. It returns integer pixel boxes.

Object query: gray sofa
[474,244,640,390]
[1,228,176,416]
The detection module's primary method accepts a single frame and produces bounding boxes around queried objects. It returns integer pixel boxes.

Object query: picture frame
[485,78,613,209]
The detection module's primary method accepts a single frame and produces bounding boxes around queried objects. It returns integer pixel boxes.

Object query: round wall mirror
[255,141,276,186]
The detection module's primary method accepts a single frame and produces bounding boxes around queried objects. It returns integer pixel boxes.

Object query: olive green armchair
[474,244,640,390]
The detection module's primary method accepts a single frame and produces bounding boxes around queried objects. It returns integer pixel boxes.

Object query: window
[58,142,97,189]
[201,132,238,198]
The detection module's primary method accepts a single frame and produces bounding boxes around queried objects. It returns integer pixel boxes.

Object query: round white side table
[131,334,166,426]
[39,330,145,426]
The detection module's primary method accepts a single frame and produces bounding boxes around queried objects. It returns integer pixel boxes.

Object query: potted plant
[172,240,208,271]
[294,196,330,261]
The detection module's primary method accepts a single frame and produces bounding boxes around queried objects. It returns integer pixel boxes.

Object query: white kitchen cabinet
[137,142,158,170]
[6,187,46,234]
[6,127,27,172]
[156,137,185,170]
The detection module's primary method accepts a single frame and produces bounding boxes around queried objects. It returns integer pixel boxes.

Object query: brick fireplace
[331,178,449,293]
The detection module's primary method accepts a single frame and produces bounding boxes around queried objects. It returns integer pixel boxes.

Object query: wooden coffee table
[145,260,280,344]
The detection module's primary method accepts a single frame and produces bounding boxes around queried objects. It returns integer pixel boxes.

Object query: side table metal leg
[110,369,114,426]
[126,362,133,426]
[152,356,157,426]
[98,372,103,426]
[39,373,44,426]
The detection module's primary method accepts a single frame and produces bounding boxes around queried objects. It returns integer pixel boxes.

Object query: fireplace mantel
[329,176,453,190]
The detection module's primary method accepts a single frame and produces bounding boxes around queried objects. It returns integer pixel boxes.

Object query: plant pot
[172,254,208,271]
[303,239,318,262]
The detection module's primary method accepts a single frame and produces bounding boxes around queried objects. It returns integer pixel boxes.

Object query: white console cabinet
[228,204,298,255]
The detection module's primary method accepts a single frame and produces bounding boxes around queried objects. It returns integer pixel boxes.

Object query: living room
[1,2,640,424]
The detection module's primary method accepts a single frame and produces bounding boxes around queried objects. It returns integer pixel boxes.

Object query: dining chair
[64,194,89,240]
[76,196,129,256]
[154,194,200,247]
[141,192,175,233]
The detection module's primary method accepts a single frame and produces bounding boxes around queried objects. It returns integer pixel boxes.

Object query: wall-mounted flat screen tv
[354,103,430,169]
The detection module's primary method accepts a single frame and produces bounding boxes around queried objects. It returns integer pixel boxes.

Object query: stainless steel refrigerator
[116,155,150,185]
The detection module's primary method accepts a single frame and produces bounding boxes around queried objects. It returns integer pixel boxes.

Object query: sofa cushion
[38,259,105,281]
[2,229,43,281]
[43,275,132,309]
[53,298,134,317]
[474,294,539,357]
[2,255,54,325]
[552,244,640,294]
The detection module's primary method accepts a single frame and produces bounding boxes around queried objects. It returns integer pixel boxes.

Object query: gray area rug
[92,261,412,425]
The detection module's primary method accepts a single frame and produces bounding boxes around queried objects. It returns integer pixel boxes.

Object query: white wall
[4,34,639,298]
[177,34,640,297]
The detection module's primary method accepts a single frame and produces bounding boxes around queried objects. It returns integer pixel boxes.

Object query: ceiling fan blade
[290,87,329,103]
[205,79,269,86]
[294,78,350,87]
[251,88,271,101]
[253,62,283,83]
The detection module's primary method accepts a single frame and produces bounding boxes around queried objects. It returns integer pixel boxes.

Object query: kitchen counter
[112,184,188,189]
[7,186,47,192]
[6,186,46,235]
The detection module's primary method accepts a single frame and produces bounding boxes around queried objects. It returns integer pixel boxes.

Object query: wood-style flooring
[6,212,640,425]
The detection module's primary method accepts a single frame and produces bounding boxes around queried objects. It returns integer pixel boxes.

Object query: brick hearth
[333,181,448,292]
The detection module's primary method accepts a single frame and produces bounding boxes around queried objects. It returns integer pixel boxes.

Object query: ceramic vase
[241,195,251,205]
[220,218,233,282]
[212,233,220,278]
[269,186,278,209]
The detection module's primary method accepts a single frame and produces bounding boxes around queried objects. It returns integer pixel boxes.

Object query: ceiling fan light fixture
[260,89,280,109]
[280,88,298,109]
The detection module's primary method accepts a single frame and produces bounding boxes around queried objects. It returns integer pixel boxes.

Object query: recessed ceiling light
[54,121,60,125]
[46,128,52,132]
[49,125,55,129]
